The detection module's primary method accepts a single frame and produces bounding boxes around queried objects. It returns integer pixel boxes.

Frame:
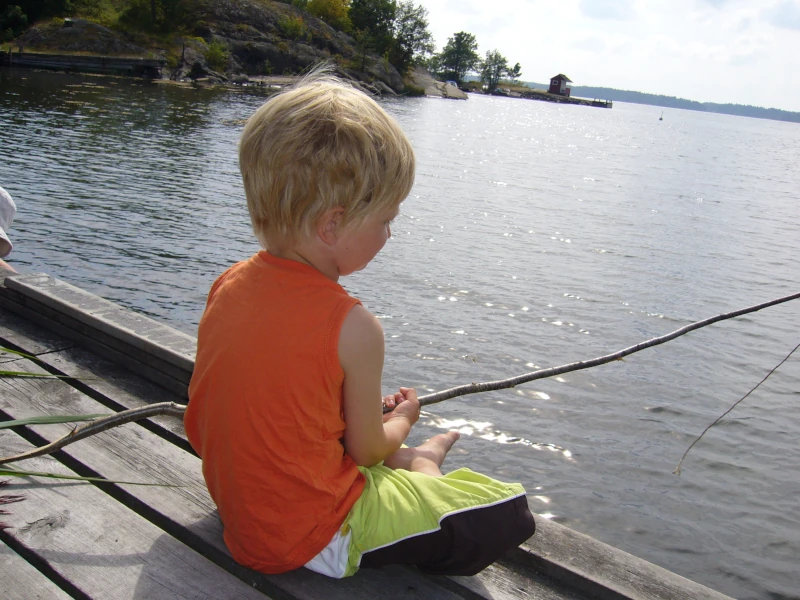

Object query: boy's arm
[339,304,418,467]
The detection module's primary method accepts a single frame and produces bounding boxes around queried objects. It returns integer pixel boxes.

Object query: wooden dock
[518,90,613,109]
[0,51,165,78]
[0,268,733,599]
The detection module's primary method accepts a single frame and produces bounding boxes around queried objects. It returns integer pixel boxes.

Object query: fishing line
[674,340,800,475]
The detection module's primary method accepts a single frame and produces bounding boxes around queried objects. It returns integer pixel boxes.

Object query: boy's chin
[348,263,369,274]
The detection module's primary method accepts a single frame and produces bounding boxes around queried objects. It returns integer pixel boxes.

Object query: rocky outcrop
[187,0,404,91]
[10,0,407,93]
[407,67,467,100]
[14,19,147,56]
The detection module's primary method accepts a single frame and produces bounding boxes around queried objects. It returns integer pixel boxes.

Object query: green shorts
[305,465,534,578]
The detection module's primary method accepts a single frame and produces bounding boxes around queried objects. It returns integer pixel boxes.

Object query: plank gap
[0,347,194,456]
[0,529,92,600]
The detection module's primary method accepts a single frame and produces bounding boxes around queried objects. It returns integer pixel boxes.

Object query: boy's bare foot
[384,431,460,476]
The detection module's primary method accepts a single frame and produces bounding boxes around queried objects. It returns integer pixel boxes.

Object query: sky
[418,0,800,112]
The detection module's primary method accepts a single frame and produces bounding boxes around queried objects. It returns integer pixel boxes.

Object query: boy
[184,72,534,579]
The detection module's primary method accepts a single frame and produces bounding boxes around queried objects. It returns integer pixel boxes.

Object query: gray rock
[194,0,405,92]
[407,66,468,100]
[16,23,146,56]
[372,80,396,96]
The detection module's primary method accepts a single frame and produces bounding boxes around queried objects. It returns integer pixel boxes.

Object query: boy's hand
[382,387,420,425]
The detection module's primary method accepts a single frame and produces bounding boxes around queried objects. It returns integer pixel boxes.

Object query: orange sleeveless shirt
[185,251,365,573]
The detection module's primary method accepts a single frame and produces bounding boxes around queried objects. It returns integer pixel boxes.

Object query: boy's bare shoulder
[339,304,384,365]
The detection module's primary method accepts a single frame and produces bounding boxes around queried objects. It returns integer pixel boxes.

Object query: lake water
[1,69,798,600]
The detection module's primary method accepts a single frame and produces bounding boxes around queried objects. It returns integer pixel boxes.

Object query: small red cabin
[548,74,572,96]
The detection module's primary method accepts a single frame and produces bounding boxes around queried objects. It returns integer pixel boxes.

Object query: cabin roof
[551,74,573,82]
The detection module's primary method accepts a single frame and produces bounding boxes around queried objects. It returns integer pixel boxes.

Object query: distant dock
[0,51,164,78]
[520,89,613,108]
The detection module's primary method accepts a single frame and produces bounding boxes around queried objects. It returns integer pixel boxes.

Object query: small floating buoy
[659,111,663,121]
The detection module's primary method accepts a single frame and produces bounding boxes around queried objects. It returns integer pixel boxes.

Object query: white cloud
[578,0,635,19]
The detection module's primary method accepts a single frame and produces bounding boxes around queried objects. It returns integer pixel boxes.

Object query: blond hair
[239,73,415,248]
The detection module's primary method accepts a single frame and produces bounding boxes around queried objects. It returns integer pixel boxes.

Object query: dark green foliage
[1,0,74,29]
[433,31,479,84]
[402,83,424,96]
[306,0,349,31]
[117,0,188,32]
[278,14,306,40]
[205,38,229,70]
[1,5,27,42]
[388,0,432,75]
[480,49,508,93]
[118,0,153,30]
[507,61,521,82]
[349,0,395,55]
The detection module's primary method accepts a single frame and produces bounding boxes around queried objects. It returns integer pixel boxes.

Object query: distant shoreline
[525,81,800,125]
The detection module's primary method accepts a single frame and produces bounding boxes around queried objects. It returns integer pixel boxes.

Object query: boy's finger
[399,387,418,400]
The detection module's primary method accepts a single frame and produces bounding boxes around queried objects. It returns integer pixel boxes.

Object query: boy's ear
[317,206,345,246]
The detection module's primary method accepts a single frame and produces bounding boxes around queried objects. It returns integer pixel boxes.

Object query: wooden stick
[1,292,798,465]
[0,402,186,466]
[417,291,800,407]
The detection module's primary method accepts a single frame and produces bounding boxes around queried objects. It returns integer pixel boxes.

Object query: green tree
[349,0,395,56]
[435,31,480,84]
[306,0,350,31]
[205,39,230,71]
[388,0,433,74]
[117,0,187,30]
[1,5,28,42]
[480,49,508,93]
[6,0,73,26]
[507,62,522,83]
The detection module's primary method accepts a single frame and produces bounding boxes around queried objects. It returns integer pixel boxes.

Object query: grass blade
[0,370,74,379]
[0,414,109,430]
[0,347,37,360]
[0,466,182,487]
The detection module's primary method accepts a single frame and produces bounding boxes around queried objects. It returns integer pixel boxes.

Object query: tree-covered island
[0,0,523,95]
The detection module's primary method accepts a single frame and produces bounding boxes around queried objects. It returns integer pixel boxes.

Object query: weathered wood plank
[2,52,165,77]
[5,274,195,372]
[0,308,74,359]
[0,293,189,396]
[510,518,734,600]
[42,345,190,445]
[0,275,193,395]
[443,560,584,600]
[0,431,272,600]
[0,360,466,600]
[0,538,72,600]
